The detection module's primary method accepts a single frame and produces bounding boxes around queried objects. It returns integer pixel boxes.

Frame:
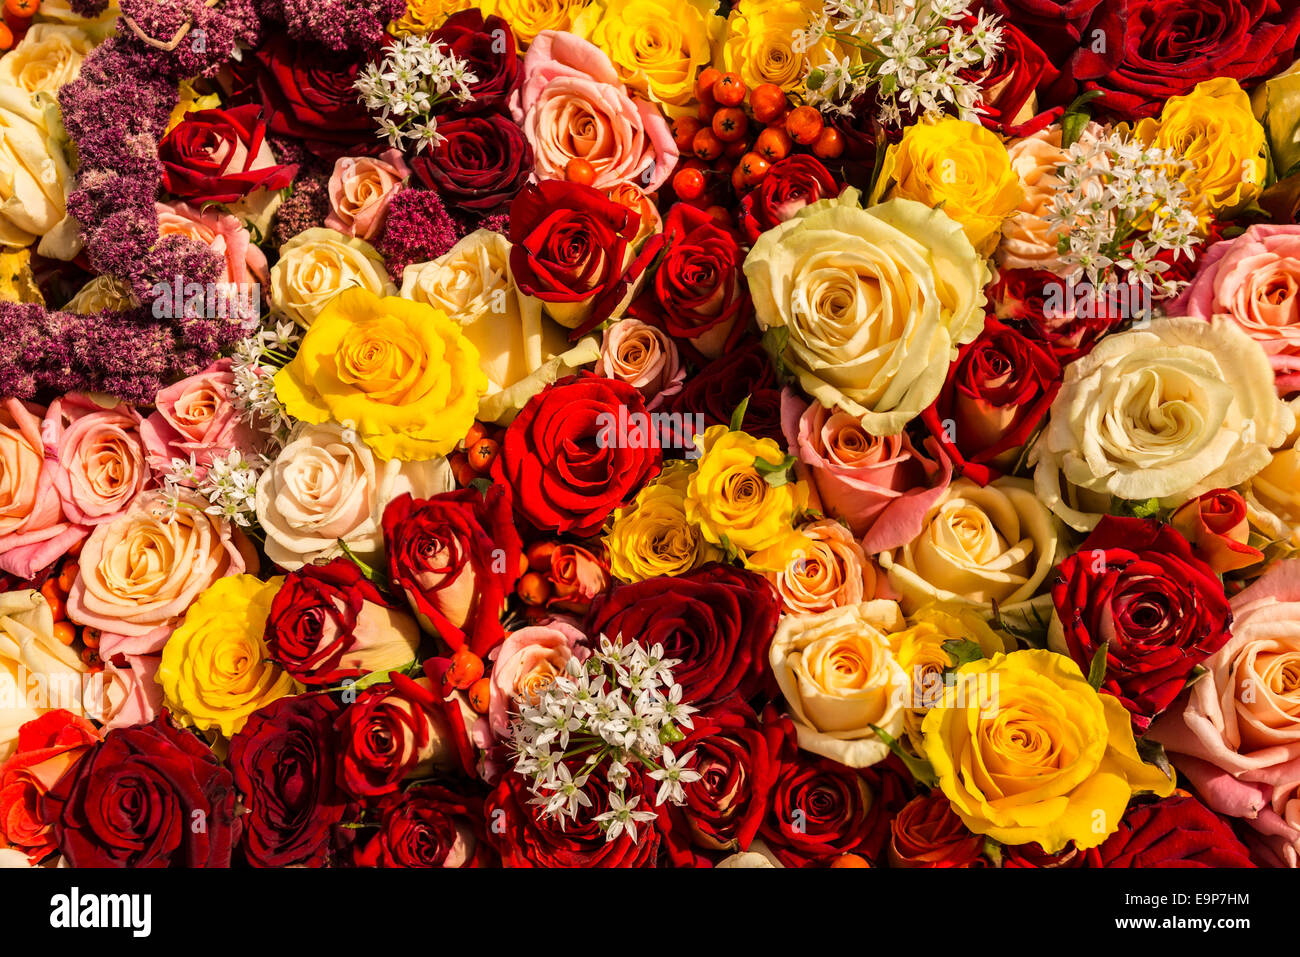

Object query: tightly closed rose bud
[1170,489,1264,574]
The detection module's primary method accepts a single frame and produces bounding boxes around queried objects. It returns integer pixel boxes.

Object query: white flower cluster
[161,449,271,529]
[508,636,701,843]
[1045,129,1200,297]
[354,35,478,152]
[798,0,1003,124]
[230,321,298,442]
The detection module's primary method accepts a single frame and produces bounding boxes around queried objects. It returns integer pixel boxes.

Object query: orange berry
[749,83,787,124]
[468,437,499,472]
[517,570,552,606]
[724,137,751,160]
[468,677,491,714]
[830,853,871,868]
[673,166,706,201]
[4,0,39,18]
[53,621,76,647]
[704,205,731,227]
[446,647,484,689]
[565,158,597,186]
[526,540,559,571]
[40,579,65,619]
[82,627,101,650]
[785,105,824,145]
[812,126,845,159]
[738,152,771,185]
[754,126,792,162]
[692,127,724,161]
[450,452,477,487]
[712,106,749,142]
[65,537,84,558]
[731,165,748,191]
[694,67,722,102]
[0,23,13,52]
[712,72,747,107]
[462,420,488,450]
[672,116,703,152]
[80,647,101,670]
[57,561,77,594]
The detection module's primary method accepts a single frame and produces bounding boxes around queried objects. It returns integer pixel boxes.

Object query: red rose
[509,180,663,337]
[1002,841,1086,868]
[264,557,421,686]
[0,710,99,864]
[492,373,662,537]
[653,701,792,867]
[961,17,1060,136]
[629,203,750,360]
[429,10,521,114]
[982,0,1114,61]
[485,764,660,867]
[43,713,238,867]
[354,784,493,868]
[409,113,532,212]
[920,316,1062,485]
[888,790,987,868]
[738,154,838,243]
[1085,793,1257,867]
[759,752,911,867]
[584,563,781,707]
[382,486,522,657]
[665,338,785,445]
[989,268,1121,364]
[159,104,297,204]
[228,694,346,868]
[1051,516,1233,732]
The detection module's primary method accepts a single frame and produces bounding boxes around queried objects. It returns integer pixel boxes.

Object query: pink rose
[156,200,269,295]
[325,149,410,240]
[1149,559,1300,867]
[508,30,678,192]
[90,653,164,731]
[1171,224,1300,395]
[595,318,684,411]
[140,358,263,478]
[487,619,588,737]
[781,390,953,552]
[0,399,85,580]
[45,393,151,528]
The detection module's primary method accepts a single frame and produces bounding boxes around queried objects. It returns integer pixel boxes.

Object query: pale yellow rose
[1245,434,1300,553]
[0,88,80,259]
[34,0,120,31]
[62,274,135,313]
[400,229,600,423]
[0,589,89,763]
[0,24,94,97]
[269,227,397,328]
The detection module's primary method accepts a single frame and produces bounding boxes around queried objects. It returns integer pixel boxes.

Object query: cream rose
[1246,433,1300,552]
[877,477,1063,621]
[1033,316,1296,531]
[744,189,989,435]
[400,229,599,423]
[0,88,80,259]
[268,227,396,328]
[63,275,135,313]
[766,517,874,617]
[769,600,910,768]
[0,24,95,97]
[256,421,453,572]
[0,589,89,763]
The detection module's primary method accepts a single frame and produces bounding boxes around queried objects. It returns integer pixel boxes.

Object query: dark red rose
[665,338,784,445]
[982,0,1114,61]
[429,10,521,113]
[653,701,792,867]
[1085,793,1257,867]
[629,203,750,361]
[509,180,663,338]
[354,784,494,867]
[989,268,1121,364]
[382,486,522,658]
[888,790,987,868]
[1002,841,1086,867]
[491,372,662,537]
[264,557,420,686]
[921,316,1062,485]
[43,713,237,868]
[409,113,531,212]
[960,17,1060,136]
[158,104,297,204]
[738,155,839,243]
[335,674,475,800]
[485,763,659,867]
[1052,516,1233,732]
[585,563,781,707]
[229,694,346,868]
[759,752,911,867]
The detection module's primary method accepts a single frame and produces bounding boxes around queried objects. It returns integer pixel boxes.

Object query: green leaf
[1185,664,1209,689]
[729,394,751,432]
[869,723,938,788]
[1135,736,1175,784]
[942,639,985,670]
[1062,110,1091,149]
[754,452,796,488]
[469,476,493,496]
[1064,89,1106,114]
[1087,641,1109,691]
[1127,498,1162,519]
[337,538,387,588]
[351,660,418,692]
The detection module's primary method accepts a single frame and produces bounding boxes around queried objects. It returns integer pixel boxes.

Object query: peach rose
[0,398,85,580]
[488,619,588,737]
[44,392,150,527]
[595,318,684,410]
[87,653,162,731]
[140,358,263,478]
[767,517,877,617]
[325,149,410,241]
[509,30,678,191]
[156,201,269,289]
[1150,559,1300,867]
[782,390,952,550]
[64,490,255,658]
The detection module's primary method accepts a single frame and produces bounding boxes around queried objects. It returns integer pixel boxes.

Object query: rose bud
[545,543,610,614]
[1169,488,1264,574]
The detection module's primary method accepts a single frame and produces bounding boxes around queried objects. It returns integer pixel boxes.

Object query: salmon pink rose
[44,393,150,528]
[325,149,410,241]
[488,620,589,737]
[140,359,264,479]
[156,201,269,290]
[0,399,84,580]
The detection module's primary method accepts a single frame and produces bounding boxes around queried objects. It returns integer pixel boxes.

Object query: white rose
[269,227,396,328]
[255,421,453,571]
[0,24,95,97]
[0,88,80,259]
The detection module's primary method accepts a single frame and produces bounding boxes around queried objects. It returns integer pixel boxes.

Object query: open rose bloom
[5,0,1300,884]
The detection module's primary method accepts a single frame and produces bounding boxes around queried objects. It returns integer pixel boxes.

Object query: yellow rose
[0,88,80,259]
[158,575,299,739]
[921,649,1175,851]
[165,79,222,135]
[574,0,724,112]
[877,477,1063,623]
[744,189,988,435]
[872,117,1023,257]
[0,24,95,97]
[269,227,397,328]
[769,600,910,767]
[388,0,474,35]
[684,425,810,571]
[481,0,588,46]
[1246,435,1300,553]
[1132,78,1265,228]
[606,460,723,581]
[1254,57,1300,178]
[275,287,487,462]
[717,0,849,92]
[401,229,600,423]
[1033,316,1295,531]
[0,589,89,762]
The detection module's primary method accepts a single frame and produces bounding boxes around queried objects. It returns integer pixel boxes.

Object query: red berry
[673,166,707,201]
